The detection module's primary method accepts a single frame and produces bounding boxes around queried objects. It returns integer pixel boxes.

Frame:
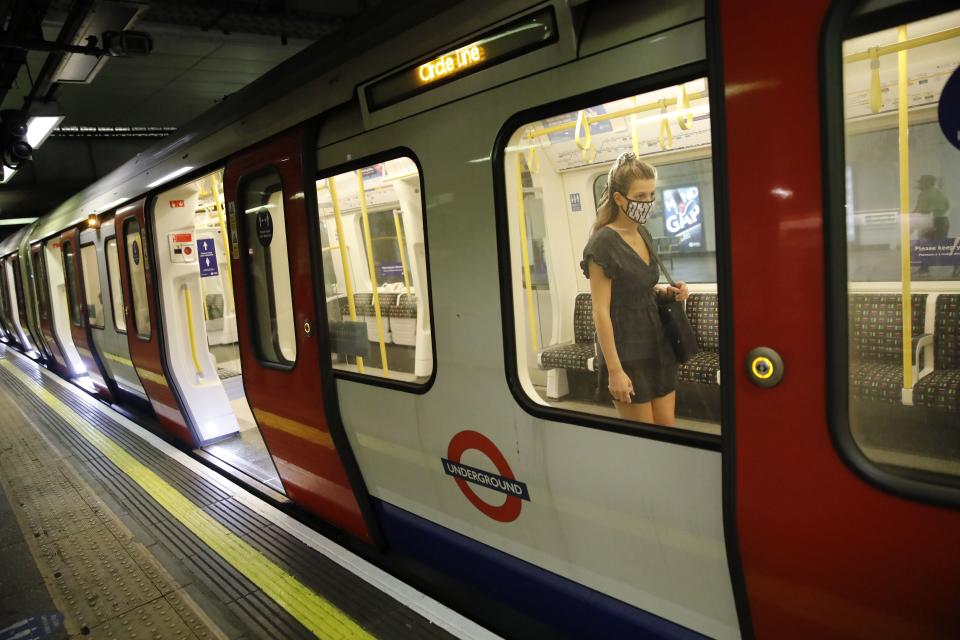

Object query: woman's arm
[588,261,633,402]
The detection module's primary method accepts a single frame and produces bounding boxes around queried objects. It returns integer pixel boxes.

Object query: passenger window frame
[104,237,126,334]
[236,167,299,371]
[122,217,153,341]
[79,241,105,330]
[822,0,960,506]
[492,73,722,451]
[61,240,83,328]
[310,148,438,394]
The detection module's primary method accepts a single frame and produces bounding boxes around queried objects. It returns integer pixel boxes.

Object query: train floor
[0,344,497,640]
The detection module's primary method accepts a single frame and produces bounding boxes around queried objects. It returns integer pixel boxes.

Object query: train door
[149,170,284,491]
[724,1,960,636]
[43,237,86,377]
[0,256,14,343]
[115,200,196,444]
[6,255,37,354]
[20,250,51,361]
[30,242,65,370]
[80,220,148,402]
[223,127,376,542]
[60,228,114,400]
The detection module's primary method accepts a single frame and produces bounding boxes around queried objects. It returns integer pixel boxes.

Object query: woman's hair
[593,152,656,231]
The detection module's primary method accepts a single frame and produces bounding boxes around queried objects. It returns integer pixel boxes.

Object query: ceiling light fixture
[146,166,194,189]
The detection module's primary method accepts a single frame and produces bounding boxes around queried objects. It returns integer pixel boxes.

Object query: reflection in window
[62,242,82,327]
[503,79,721,435]
[31,250,49,322]
[842,10,960,480]
[316,157,433,384]
[124,220,152,339]
[106,239,126,332]
[240,170,297,366]
[80,244,104,329]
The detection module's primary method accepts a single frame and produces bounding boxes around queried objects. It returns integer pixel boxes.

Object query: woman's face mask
[620,195,655,224]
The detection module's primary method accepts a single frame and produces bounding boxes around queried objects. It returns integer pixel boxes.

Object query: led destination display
[365,8,557,111]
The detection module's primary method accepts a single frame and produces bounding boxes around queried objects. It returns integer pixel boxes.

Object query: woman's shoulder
[586,225,619,246]
[581,226,621,279]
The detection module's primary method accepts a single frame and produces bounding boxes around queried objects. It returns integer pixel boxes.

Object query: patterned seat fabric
[337,293,399,317]
[385,293,417,319]
[678,294,719,386]
[540,294,595,372]
[678,350,719,385]
[914,294,960,412]
[848,294,926,405]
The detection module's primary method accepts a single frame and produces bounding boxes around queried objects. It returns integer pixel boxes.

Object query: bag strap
[637,224,677,287]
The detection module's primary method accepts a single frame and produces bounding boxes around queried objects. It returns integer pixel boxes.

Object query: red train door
[59,229,114,400]
[115,200,196,445]
[223,127,375,543]
[721,1,960,637]
[30,242,67,372]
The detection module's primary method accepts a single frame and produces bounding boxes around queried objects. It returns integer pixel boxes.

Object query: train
[1,0,958,637]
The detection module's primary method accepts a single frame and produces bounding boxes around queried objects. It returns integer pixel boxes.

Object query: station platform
[0,345,498,640]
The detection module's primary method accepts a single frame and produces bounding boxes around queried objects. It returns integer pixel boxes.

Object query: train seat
[538,293,596,397]
[385,293,418,346]
[848,294,930,405]
[914,295,960,412]
[338,293,398,343]
[678,294,721,387]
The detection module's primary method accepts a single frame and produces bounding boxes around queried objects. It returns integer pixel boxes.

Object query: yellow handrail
[183,285,203,377]
[515,152,538,353]
[356,170,390,378]
[328,178,364,373]
[844,25,960,63]
[210,173,233,298]
[392,210,412,295]
[896,25,913,391]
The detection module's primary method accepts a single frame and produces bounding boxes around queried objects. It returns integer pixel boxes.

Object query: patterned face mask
[621,196,655,224]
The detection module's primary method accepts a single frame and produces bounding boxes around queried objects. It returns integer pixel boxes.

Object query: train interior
[42,237,88,380]
[153,170,284,491]
[316,157,432,383]
[505,78,721,435]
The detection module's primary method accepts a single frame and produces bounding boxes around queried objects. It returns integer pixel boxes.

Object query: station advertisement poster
[662,185,705,251]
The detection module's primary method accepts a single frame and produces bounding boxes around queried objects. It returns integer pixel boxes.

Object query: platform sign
[197,238,218,277]
[442,430,530,523]
[911,237,960,266]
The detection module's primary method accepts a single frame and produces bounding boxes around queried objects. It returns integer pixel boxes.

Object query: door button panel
[746,347,784,387]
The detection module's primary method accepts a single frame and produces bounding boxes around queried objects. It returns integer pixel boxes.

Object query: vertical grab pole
[328,178,364,373]
[210,173,233,298]
[392,210,412,295]
[183,285,203,377]
[515,152,538,353]
[897,25,913,392]
[356,170,390,377]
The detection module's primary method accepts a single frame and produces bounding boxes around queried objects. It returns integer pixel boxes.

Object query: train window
[62,242,82,327]
[124,219,152,339]
[315,156,433,385]
[105,239,126,332]
[501,79,721,437]
[31,250,49,322]
[80,244,104,329]
[837,8,960,482]
[240,169,297,366]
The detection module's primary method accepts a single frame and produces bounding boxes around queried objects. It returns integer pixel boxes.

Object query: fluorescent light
[96,197,128,211]
[25,115,64,148]
[2,166,16,183]
[146,166,194,188]
[0,217,38,226]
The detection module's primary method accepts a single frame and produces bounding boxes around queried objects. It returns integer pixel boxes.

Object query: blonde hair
[593,152,656,231]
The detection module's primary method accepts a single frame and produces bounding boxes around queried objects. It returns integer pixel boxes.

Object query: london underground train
[1,0,958,637]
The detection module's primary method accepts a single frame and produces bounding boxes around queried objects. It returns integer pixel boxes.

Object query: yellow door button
[745,347,784,387]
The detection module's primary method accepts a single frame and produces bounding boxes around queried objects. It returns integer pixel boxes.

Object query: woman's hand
[658,281,690,302]
[608,368,634,403]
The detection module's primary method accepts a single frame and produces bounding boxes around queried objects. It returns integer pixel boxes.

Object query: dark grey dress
[580,226,677,403]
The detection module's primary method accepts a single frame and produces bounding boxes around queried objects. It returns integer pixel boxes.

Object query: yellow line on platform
[0,358,374,640]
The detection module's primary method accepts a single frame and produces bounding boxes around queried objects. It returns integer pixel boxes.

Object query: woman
[580,152,689,426]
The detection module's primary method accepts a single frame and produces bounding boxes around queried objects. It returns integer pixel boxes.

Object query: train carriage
[0,0,958,637]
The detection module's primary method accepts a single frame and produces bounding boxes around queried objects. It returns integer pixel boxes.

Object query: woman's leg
[614,400,654,423]
[651,391,677,426]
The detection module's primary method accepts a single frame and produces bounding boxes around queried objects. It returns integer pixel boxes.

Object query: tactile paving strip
[0,375,227,640]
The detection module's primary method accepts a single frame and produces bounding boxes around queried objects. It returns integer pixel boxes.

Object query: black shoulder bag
[638,226,699,364]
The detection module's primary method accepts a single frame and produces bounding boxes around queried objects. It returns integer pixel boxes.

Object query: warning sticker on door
[442,430,529,523]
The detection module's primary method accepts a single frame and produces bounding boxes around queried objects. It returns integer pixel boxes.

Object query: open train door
[30,241,68,373]
[721,0,960,636]
[115,200,197,446]
[59,227,114,401]
[223,127,376,543]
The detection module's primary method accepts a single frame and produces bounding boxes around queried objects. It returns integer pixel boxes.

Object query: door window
[80,244,104,329]
[837,8,960,482]
[124,219,152,339]
[316,156,433,385]
[240,169,297,366]
[106,239,126,332]
[31,250,49,322]
[62,243,82,327]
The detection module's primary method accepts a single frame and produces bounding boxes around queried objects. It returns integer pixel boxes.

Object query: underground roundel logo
[442,430,530,523]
